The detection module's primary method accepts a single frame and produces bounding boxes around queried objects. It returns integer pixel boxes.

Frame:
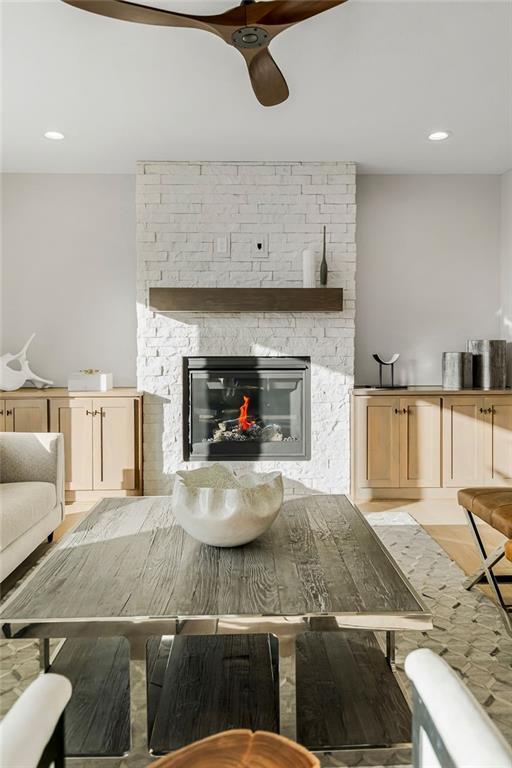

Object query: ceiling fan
[61,0,348,106]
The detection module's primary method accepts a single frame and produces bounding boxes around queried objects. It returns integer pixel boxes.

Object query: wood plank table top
[1,495,430,632]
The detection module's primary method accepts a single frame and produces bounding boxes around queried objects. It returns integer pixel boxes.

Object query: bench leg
[277,634,297,742]
[386,630,396,669]
[464,544,507,590]
[39,638,50,673]
[464,509,512,636]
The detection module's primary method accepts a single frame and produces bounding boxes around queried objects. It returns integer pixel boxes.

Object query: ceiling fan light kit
[61,0,348,106]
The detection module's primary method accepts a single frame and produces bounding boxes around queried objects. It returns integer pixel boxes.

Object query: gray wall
[2,172,505,390]
[356,175,501,386]
[1,174,136,386]
[500,170,512,383]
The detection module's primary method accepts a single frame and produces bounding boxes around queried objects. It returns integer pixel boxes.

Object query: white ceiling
[2,0,511,174]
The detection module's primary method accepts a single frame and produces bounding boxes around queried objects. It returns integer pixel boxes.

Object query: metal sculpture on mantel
[372,353,400,388]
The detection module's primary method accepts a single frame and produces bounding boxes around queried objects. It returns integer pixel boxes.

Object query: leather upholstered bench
[458,488,512,635]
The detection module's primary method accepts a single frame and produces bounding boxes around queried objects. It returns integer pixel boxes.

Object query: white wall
[356,175,501,386]
[500,170,512,383]
[1,174,136,386]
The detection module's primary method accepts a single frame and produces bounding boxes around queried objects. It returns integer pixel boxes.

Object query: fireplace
[183,357,311,461]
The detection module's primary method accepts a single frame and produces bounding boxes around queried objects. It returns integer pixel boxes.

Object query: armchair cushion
[0,482,57,551]
[0,433,64,510]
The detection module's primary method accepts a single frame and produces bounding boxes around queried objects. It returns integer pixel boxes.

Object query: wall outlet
[214,235,230,257]
[216,236,228,254]
[252,234,268,258]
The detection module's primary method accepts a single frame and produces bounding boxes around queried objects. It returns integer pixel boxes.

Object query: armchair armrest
[0,673,72,768]
[0,433,65,511]
[405,648,512,768]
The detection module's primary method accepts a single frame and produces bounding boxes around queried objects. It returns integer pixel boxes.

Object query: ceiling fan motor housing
[232,27,269,49]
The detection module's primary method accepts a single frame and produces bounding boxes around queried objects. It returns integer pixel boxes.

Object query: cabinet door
[483,396,512,485]
[5,399,48,432]
[92,398,137,491]
[0,400,5,432]
[355,396,400,488]
[399,397,441,487]
[50,398,93,490]
[442,396,484,487]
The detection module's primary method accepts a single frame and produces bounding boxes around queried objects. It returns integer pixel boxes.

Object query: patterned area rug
[1,511,512,768]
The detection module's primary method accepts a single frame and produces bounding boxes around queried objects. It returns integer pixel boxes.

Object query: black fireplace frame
[183,356,311,462]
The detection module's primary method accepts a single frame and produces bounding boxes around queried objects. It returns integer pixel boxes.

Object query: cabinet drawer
[5,398,48,432]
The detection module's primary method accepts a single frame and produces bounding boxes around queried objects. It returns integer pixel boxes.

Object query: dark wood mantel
[149,287,343,313]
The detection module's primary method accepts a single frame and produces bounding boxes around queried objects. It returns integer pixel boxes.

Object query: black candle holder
[372,353,400,388]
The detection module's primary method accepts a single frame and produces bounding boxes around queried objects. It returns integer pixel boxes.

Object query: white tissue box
[67,372,113,392]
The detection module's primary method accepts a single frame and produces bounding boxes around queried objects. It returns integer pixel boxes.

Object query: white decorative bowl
[172,464,284,547]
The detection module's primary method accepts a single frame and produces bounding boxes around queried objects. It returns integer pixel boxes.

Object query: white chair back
[405,648,512,768]
[0,673,72,768]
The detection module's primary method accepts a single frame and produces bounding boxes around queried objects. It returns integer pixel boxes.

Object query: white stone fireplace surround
[137,161,356,495]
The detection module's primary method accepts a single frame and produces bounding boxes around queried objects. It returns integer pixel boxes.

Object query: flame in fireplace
[239,395,255,431]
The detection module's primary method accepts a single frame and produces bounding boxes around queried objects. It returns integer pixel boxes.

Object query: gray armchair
[0,433,64,581]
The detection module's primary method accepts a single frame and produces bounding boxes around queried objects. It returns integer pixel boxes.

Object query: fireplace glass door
[184,357,310,461]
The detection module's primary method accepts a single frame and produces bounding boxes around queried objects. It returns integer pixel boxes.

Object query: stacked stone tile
[136,161,356,494]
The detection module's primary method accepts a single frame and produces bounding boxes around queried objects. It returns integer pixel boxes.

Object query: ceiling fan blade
[246,0,348,28]
[241,47,289,107]
[61,0,244,34]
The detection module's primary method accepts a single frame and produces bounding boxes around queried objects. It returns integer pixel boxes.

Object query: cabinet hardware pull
[394,408,399,414]
[93,410,101,416]
[479,407,484,413]
[402,408,408,414]
[86,410,93,416]
[6,410,12,416]
[0,410,3,416]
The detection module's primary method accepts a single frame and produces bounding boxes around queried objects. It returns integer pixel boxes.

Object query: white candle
[302,249,315,288]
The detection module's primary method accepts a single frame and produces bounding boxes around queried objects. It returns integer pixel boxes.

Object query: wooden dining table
[1,494,432,761]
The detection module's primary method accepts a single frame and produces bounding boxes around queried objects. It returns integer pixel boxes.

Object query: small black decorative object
[320,226,328,286]
[373,353,400,388]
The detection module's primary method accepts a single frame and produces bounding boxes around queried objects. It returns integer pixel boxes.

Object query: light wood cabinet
[442,396,483,487]
[353,390,512,500]
[50,395,141,497]
[354,395,441,492]
[483,395,512,484]
[4,398,48,433]
[50,399,94,491]
[2,388,143,500]
[399,397,441,488]
[355,397,399,489]
[92,398,138,491]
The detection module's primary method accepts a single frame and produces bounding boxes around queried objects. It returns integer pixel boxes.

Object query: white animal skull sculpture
[0,334,53,391]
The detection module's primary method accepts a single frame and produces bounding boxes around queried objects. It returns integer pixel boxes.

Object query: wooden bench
[458,488,512,635]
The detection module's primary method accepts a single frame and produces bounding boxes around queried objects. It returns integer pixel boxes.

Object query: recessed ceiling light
[44,131,65,141]
[428,130,452,142]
